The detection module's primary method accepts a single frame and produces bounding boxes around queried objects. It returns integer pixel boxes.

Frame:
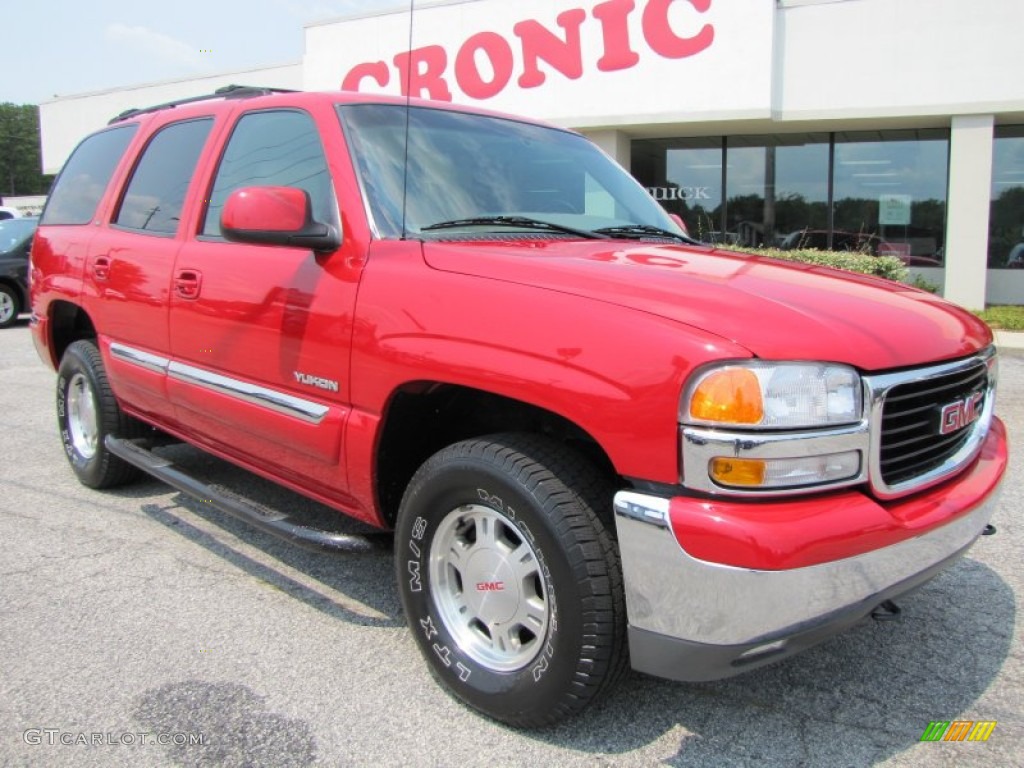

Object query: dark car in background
[0,217,37,328]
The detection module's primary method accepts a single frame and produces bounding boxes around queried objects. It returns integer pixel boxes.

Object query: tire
[0,284,19,329]
[56,340,144,488]
[395,433,627,727]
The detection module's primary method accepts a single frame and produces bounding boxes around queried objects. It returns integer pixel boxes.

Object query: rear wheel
[56,340,144,488]
[395,434,627,727]
[0,284,19,328]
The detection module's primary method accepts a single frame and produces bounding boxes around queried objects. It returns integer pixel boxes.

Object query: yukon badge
[939,391,983,435]
[294,371,339,393]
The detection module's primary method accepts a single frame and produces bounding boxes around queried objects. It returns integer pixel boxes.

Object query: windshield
[338,104,680,240]
[0,218,37,256]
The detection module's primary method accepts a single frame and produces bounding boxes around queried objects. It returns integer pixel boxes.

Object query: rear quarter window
[41,124,138,226]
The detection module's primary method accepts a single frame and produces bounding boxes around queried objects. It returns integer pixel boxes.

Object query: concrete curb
[995,330,1024,349]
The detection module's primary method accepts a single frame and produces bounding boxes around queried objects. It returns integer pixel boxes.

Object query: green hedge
[724,245,910,282]
[974,306,1024,331]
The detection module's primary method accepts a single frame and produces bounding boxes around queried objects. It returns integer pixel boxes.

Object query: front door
[167,108,361,502]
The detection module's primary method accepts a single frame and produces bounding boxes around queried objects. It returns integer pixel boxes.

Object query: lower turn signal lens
[710,458,767,487]
[710,451,861,490]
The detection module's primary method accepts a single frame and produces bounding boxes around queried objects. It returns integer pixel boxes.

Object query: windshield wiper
[592,224,700,244]
[421,215,609,240]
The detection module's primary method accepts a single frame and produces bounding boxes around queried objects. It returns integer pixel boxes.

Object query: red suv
[30,87,1006,727]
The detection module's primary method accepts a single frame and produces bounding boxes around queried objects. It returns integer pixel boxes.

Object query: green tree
[0,103,51,197]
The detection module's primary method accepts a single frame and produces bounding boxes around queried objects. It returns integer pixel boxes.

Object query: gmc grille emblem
[939,392,984,435]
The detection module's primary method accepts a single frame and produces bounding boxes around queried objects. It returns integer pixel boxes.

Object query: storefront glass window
[633,130,948,264]
[989,126,1024,269]
[631,137,723,240]
[833,129,948,266]
[725,135,829,248]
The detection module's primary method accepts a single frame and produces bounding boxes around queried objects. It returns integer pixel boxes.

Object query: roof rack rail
[108,84,299,125]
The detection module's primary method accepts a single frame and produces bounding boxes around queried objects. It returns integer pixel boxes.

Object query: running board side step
[105,436,391,554]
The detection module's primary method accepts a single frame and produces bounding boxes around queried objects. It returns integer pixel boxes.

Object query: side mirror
[221,186,341,252]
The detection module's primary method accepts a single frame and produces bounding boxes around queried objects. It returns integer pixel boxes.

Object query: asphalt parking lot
[1,321,1021,767]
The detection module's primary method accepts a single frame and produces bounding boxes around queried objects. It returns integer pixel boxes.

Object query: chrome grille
[880,363,988,485]
[866,348,996,499]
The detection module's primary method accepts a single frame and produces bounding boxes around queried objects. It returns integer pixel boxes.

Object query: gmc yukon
[30,86,1006,726]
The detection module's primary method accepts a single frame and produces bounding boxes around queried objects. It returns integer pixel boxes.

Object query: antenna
[400,0,415,240]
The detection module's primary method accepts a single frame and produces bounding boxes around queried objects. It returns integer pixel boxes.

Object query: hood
[421,239,991,372]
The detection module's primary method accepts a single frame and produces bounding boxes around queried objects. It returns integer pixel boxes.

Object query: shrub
[905,274,941,293]
[723,245,909,282]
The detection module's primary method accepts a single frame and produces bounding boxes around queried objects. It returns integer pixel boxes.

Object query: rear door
[167,105,362,500]
[83,116,216,422]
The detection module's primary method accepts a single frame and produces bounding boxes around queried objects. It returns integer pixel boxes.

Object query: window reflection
[631,137,722,241]
[990,126,1024,269]
[632,129,949,266]
[726,135,829,248]
[833,130,948,266]
[340,104,675,238]
[116,118,212,234]
[41,125,138,226]
[203,110,335,238]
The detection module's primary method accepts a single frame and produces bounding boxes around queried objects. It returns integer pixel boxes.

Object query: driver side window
[202,110,336,237]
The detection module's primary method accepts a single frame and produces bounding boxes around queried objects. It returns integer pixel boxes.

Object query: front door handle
[174,269,203,300]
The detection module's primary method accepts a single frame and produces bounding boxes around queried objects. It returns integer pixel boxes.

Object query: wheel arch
[46,301,97,368]
[374,381,619,527]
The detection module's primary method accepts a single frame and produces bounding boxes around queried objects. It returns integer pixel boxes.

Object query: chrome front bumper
[613,478,1002,681]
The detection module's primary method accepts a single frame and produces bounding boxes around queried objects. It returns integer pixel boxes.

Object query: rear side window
[115,118,213,235]
[41,124,138,226]
[202,110,335,237]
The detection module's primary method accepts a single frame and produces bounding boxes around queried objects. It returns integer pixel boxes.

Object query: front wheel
[395,434,627,727]
[56,340,144,488]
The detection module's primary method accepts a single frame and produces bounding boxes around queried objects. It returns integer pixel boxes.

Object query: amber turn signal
[710,458,767,487]
[689,367,764,425]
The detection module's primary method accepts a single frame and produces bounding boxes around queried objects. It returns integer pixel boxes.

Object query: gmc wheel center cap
[464,549,518,625]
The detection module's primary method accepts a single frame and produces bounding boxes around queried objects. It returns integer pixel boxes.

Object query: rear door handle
[92,256,111,281]
[174,269,203,300]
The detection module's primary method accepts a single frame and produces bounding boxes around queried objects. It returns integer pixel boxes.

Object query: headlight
[683,361,863,429]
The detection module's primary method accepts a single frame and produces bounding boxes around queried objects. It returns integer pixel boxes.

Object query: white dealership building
[40,0,1024,307]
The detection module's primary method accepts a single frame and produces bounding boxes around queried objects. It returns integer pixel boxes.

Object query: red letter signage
[642,0,715,60]
[340,1,718,102]
[394,45,454,101]
[513,9,587,88]
[455,32,515,100]
[341,62,390,92]
[592,0,641,72]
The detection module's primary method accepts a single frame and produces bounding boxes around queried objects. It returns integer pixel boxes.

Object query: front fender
[349,241,750,483]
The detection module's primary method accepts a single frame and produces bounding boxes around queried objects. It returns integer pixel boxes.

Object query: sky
[3,0,407,106]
